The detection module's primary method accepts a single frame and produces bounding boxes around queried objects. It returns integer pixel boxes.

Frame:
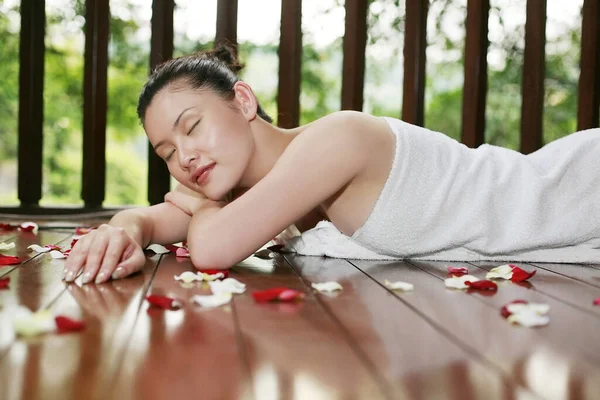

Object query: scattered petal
[486,264,514,280]
[384,280,414,291]
[175,247,190,257]
[594,297,600,306]
[507,309,550,327]
[55,315,87,333]
[311,281,343,292]
[75,227,94,235]
[0,277,10,289]
[146,294,182,310]
[501,300,550,327]
[146,244,170,254]
[165,244,181,252]
[252,287,304,303]
[28,244,52,253]
[444,275,479,289]
[506,302,550,315]
[0,254,23,266]
[201,272,225,281]
[191,292,233,308]
[49,250,67,259]
[447,266,469,276]
[174,271,203,283]
[464,280,498,291]
[20,222,39,234]
[13,307,56,337]
[500,299,529,318]
[0,242,15,251]
[70,238,80,248]
[0,223,18,231]
[510,266,537,283]
[209,278,246,295]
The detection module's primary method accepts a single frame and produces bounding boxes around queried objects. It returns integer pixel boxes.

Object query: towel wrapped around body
[285,117,600,263]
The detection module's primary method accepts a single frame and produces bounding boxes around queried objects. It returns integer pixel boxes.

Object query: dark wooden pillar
[341,0,368,111]
[277,0,302,128]
[577,0,600,130]
[402,0,428,126]
[215,0,238,48]
[17,0,45,208]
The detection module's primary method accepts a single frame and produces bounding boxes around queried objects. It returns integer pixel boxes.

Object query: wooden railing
[3,0,600,214]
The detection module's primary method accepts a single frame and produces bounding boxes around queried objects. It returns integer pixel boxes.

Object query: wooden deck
[1,220,600,400]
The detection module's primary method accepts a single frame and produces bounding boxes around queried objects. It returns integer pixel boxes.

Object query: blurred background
[0,0,584,207]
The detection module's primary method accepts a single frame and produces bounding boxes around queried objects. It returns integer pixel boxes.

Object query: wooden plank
[108,256,250,399]
[461,0,489,148]
[277,0,302,128]
[341,0,368,111]
[402,0,428,126]
[147,0,174,206]
[81,0,110,208]
[233,255,386,398]
[577,0,600,130]
[520,0,546,154]
[356,259,600,398]
[410,260,600,367]
[287,255,532,398]
[515,262,600,290]
[215,0,238,48]
[17,0,45,208]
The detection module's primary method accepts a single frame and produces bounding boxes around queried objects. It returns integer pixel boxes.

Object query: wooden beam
[341,0,368,111]
[17,0,45,208]
[277,0,302,128]
[520,0,546,154]
[577,0,600,131]
[461,0,489,148]
[82,0,110,208]
[402,0,428,126]
[147,0,174,206]
[215,0,238,48]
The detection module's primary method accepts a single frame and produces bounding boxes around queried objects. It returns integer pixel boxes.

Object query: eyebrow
[153,106,195,151]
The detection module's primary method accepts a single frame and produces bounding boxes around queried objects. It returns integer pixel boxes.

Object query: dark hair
[137,45,273,124]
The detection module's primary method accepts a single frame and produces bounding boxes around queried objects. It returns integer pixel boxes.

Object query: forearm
[108,209,153,248]
[187,202,227,269]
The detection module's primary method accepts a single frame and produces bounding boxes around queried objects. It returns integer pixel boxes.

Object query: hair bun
[209,43,244,74]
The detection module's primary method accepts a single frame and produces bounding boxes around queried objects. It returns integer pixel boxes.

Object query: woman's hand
[63,224,147,284]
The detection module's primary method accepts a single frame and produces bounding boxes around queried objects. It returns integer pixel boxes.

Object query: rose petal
[252,287,304,303]
[75,227,94,235]
[174,271,203,283]
[384,280,414,291]
[175,247,190,258]
[447,266,469,276]
[70,238,80,248]
[507,309,550,327]
[20,222,39,234]
[146,244,170,254]
[190,292,233,308]
[311,282,343,292]
[28,244,52,253]
[13,307,56,337]
[208,278,246,295]
[464,280,498,291]
[500,299,534,318]
[0,254,23,266]
[146,294,182,310]
[0,242,16,251]
[506,302,550,315]
[55,315,86,333]
[0,223,18,230]
[444,275,479,289]
[509,266,537,283]
[593,297,600,306]
[486,264,515,280]
[0,277,10,289]
[49,250,67,259]
[165,244,180,252]
[201,272,225,281]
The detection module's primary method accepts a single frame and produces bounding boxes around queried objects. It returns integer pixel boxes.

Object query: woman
[64,46,600,284]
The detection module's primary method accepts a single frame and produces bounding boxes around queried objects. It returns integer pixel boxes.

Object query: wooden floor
[1,221,600,400]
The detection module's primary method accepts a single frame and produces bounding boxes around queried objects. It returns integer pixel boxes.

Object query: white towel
[284,221,600,264]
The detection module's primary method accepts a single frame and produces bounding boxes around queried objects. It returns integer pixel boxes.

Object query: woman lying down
[63,46,600,284]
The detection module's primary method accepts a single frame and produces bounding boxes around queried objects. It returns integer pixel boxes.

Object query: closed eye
[165,149,175,162]
[187,119,201,135]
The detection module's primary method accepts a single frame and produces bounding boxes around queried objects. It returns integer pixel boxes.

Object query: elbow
[188,241,231,271]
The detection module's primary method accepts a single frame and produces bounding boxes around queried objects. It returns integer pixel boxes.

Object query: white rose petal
[507,310,550,327]
[20,222,39,234]
[506,302,550,316]
[311,282,343,292]
[209,278,246,295]
[27,244,51,253]
[444,275,479,289]
[191,292,233,308]
[49,250,66,259]
[485,264,514,280]
[201,272,225,281]
[385,280,414,291]
[13,306,56,337]
[174,271,203,283]
[146,244,170,254]
[0,242,16,251]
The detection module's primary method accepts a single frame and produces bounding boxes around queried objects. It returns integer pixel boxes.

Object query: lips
[192,163,216,185]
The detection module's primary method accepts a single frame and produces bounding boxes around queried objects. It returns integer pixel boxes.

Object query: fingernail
[82,272,92,284]
[95,272,107,284]
[112,267,125,280]
[65,271,75,282]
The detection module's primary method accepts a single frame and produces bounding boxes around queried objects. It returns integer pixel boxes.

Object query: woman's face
[144,84,255,201]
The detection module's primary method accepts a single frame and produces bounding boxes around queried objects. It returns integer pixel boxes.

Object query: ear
[232,81,258,122]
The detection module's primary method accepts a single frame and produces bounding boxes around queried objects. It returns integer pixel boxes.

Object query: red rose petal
[500,299,529,318]
[465,280,498,291]
[0,277,10,289]
[0,255,23,266]
[0,223,17,230]
[175,247,190,257]
[252,287,304,303]
[19,223,37,232]
[447,266,469,276]
[202,269,229,278]
[70,238,79,248]
[510,266,536,282]
[146,294,181,310]
[55,315,87,333]
[593,297,600,306]
[165,244,180,253]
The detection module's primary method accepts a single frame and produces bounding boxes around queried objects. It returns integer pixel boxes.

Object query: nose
[178,149,198,170]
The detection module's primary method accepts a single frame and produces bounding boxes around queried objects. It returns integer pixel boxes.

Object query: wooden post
[341,0,368,111]
[402,0,428,126]
[277,0,302,128]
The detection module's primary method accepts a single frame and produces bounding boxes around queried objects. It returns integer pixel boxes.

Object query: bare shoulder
[298,110,388,145]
